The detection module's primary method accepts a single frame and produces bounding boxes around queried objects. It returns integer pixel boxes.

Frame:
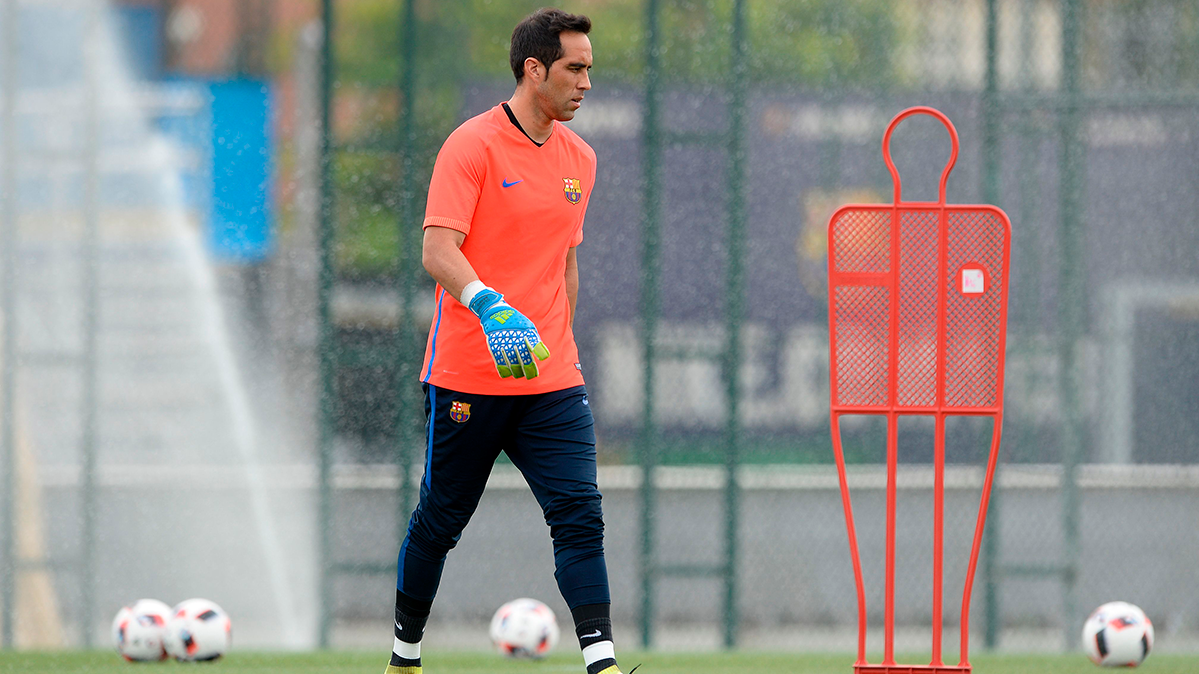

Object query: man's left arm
[565,246,579,328]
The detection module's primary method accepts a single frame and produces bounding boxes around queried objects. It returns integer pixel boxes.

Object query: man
[384,9,631,674]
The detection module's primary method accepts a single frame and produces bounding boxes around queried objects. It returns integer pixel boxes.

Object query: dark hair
[509,8,591,82]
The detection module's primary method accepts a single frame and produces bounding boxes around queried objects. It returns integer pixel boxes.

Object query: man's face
[534,31,592,122]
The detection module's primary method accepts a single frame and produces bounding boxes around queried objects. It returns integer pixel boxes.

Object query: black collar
[502,102,545,147]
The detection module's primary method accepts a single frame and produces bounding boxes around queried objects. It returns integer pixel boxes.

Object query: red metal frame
[826,107,1012,673]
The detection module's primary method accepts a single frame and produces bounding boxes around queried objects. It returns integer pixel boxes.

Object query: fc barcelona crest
[449,401,471,423]
[562,177,583,204]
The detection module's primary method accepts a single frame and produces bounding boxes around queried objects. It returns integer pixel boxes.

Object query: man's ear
[524,57,546,82]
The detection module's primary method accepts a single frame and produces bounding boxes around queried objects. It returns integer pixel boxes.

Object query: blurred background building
[1,0,1197,657]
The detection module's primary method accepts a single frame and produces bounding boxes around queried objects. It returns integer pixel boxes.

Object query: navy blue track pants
[395,384,610,610]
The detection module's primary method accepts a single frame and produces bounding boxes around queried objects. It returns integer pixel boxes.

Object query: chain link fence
[1,0,1197,654]
[313,0,1199,652]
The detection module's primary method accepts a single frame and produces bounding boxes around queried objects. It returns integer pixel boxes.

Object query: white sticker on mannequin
[962,268,985,294]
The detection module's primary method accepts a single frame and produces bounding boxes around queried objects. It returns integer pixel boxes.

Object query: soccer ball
[111,598,171,661]
[164,598,232,662]
[489,598,560,658]
[1082,601,1154,667]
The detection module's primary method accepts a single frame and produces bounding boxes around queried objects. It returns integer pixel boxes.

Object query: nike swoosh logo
[395,620,403,632]
[502,178,522,188]
[581,629,602,639]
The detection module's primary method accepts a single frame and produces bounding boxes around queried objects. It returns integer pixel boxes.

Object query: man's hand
[468,288,551,379]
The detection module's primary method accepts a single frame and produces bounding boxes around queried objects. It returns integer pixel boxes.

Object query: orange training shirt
[420,103,596,395]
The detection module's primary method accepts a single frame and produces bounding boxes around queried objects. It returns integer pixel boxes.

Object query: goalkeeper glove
[467,286,550,379]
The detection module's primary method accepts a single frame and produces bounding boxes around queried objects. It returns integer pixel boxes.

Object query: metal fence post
[1058,0,1084,651]
[638,0,662,649]
[317,0,336,649]
[981,0,1001,650]
[395,0,419,558]
[721,0,747,650]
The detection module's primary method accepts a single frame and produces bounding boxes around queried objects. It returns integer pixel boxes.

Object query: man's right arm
[422,123,484,302]
[422,226,478,301]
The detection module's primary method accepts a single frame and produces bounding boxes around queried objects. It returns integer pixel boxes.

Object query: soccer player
[384,8,631,674]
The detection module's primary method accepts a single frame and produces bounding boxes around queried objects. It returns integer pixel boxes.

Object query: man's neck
[505,90,553,144]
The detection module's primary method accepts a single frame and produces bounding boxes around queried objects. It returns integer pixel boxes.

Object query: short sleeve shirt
[420,104,597,395]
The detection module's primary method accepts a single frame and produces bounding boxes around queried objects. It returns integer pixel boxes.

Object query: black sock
[572,602,614,649]
[572,603,616,674]
[389,590,432,667]
[586,660,618,674]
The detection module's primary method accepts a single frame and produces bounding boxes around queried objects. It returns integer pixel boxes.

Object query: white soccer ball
[164,598,232,662]
[489,597,560,658]
[111,598,172,661]
[1082,601,1154,667]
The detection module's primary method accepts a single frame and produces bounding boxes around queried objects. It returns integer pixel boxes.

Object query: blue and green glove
[467,286,551,379]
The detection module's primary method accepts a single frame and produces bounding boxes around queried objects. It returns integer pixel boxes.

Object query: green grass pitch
[1,650,1195,674]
